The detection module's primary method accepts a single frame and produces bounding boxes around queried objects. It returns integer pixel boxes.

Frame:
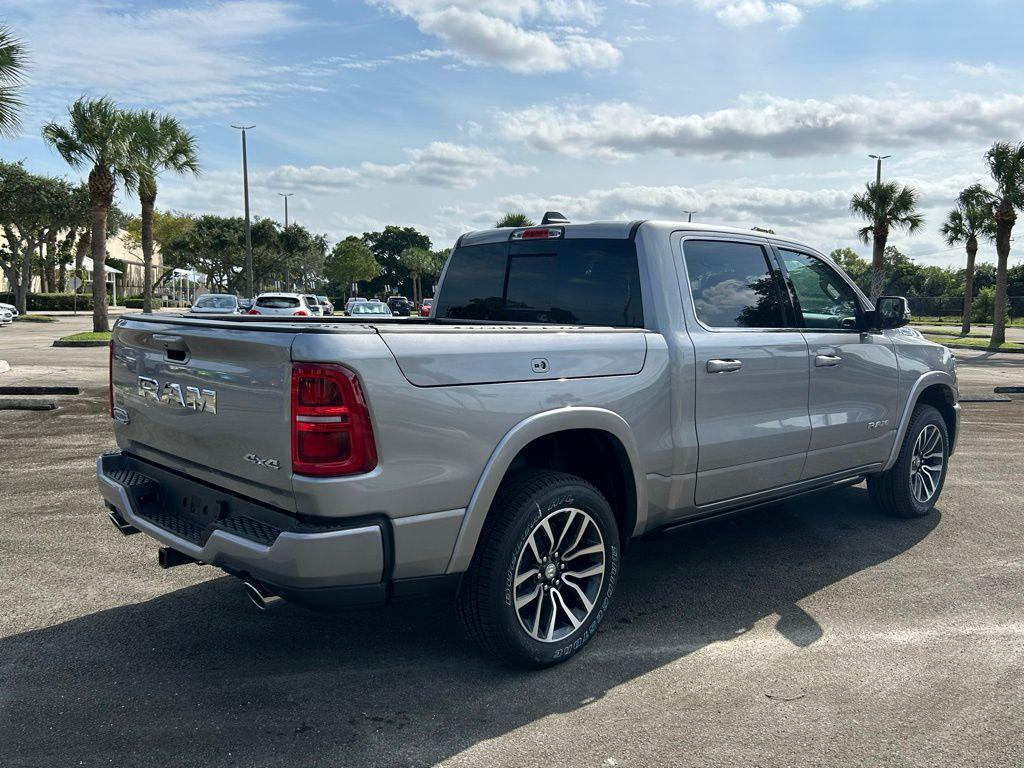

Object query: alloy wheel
[909,423,944,504]
[512,507,606,643]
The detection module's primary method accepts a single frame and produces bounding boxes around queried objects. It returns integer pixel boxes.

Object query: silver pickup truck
[98,219,959,667]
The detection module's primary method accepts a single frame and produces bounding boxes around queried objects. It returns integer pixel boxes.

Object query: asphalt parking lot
[2,317,1023,767]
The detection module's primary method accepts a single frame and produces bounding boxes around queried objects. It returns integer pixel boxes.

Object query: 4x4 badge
[244,453,280,470]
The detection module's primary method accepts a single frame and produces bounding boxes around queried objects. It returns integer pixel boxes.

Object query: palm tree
[129,110,200,312]
[42,97,137,332]
[940,184,995,335]
[850,181,925,300]
[495,212,535,228]
[0,25,26,138]
[984,141,1024,346]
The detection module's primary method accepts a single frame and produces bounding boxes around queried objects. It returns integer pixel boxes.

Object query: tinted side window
[682,240,786,328]
[435,240,643,327]
[779,250,860,330]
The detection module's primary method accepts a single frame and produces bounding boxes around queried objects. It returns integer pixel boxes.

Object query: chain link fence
[909,296,1023,322]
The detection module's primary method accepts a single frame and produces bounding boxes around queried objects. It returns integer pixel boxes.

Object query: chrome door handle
[706,359,743,373]
[815,354,842,367]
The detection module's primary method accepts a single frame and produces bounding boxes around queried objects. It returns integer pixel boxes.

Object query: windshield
[194,295,236,309]
[256,296,300,309]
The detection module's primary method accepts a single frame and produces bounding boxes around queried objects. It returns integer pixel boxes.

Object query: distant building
[0,230,162,304]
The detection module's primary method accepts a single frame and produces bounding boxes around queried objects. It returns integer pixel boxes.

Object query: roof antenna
[540,211,569,225]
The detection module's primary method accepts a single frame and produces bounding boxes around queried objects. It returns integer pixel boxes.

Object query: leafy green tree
[122,209,196,292]
[362,225,431,297]
[0,25,25,138]
[0,163,64,311]
[829,247,870,292]
[278,224,326,292]
[983,142,1024,344]
[940,184,995,333]
[399,247,446,305]
[42,97,137,331]
[326,236,381,297]
[495,212,534,228]
[161,215,246,293]
[128,110,200,311]
[850,181,925,301]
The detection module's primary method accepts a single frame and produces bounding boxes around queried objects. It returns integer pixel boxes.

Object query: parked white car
[0,308,13,326]
[0,301,19,318]
[303,294,324,317]
[189,294,241,315]
[247,293,317,317]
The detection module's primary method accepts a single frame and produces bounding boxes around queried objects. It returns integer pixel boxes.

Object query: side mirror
[871,295,911,330]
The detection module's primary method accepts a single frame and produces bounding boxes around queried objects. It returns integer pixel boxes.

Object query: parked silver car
[0,301,19,318]
[0,307,12,326]
[188,294,240,315]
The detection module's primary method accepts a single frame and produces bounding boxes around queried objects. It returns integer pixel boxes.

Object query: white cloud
[499,93,1024,160]
[7,0,309,121]
[951,61,1003,78]
[162,142,531,217]
[369,0,621,73]
[691,0,878,29]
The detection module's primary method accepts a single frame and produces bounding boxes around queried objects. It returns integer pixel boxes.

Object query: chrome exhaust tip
[243,579,283,611]
[107,507,139,536]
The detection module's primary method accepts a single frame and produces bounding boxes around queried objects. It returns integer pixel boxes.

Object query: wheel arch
[445,408,646,574]
[884,372,959,471]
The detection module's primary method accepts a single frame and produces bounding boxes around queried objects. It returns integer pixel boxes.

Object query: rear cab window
[681,240,789,328]
[435,238,644,327]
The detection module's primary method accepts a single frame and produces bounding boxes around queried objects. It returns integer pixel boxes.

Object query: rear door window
[435,239,643,327]
[682,240,788,328]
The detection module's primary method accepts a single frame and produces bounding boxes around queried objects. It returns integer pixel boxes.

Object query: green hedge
[0,292,94,311]
[124,298,163,309]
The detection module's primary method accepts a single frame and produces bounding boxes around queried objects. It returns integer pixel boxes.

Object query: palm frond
[0,25,27,138]
[43,96,139,188]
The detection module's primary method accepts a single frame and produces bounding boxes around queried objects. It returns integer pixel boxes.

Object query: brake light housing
[294,309,308,316]
[291,363,377,476]
[247,308,260,315]
[512,227,563,240]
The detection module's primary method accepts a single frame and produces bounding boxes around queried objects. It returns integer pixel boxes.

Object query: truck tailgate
[111,319,301,510]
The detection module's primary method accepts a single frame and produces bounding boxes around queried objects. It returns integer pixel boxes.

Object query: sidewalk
[27,306,177,317]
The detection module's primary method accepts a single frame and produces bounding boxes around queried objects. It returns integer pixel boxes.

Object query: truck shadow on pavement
[1,486,938,767]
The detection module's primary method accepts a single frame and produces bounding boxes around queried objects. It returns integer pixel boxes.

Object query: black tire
[867,404,949,518]
[456,470,620,668]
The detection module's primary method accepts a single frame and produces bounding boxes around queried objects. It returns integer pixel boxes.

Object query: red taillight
[291,363,377,476]
[108,340,115,418]
[247,308,260,315]
[294,310,308,316]
[514,227,563,240]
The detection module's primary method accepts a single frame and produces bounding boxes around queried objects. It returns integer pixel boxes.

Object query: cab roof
[458,219,822,256]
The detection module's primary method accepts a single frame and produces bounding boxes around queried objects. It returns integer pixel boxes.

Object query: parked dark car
[387,296,412,316]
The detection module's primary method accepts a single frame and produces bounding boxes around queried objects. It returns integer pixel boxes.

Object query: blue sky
[3,0,1024,266]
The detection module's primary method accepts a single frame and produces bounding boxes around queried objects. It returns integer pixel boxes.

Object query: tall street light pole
[868,153,891,185]
[232,124,256,297]
[683,210,696,222]
[279,192,294,290]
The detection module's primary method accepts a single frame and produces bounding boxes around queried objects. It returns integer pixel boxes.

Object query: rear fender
[444,407,646,574]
